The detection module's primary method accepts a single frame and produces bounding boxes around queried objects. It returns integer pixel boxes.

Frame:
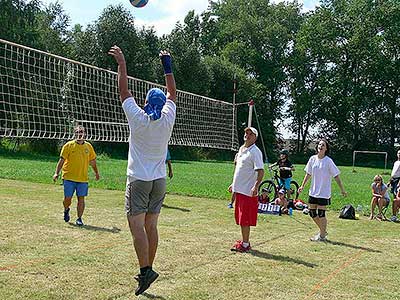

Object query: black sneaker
[134,269,159,296]
[63,208,70,222]
[75,218,84,226]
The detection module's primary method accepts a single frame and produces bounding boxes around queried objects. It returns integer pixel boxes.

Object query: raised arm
[108,45,132,102]
[159,50,176,102]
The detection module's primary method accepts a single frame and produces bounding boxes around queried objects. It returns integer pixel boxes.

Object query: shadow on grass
[69,223,121,233]
[107,288,166,300]
[142,292,167,299]
[249,250,317,268]
[289,215,314,229]
[162,203,191,212]
[326,240,381,253]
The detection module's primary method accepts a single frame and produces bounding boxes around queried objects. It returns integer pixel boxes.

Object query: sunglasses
[75,130,84,133]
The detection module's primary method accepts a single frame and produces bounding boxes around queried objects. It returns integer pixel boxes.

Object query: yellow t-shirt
[60,140,96,182]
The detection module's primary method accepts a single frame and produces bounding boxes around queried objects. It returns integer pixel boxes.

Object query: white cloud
[39,0,319,36]
[135,0,209,36]
[136,0,320,36]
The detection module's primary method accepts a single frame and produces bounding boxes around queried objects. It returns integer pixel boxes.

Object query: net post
[231,74,237,150]
[385,152,387,174]
[248,99,254,127]
[352,150,356,172]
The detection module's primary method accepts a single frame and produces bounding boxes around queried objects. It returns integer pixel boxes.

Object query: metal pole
[248,99,254,127]
[385,152,387,174]
[231,74,237,150]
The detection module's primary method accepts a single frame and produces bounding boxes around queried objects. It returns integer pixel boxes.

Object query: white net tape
[0,39,239,150]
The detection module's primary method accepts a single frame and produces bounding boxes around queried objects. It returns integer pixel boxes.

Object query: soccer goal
[0,39,239,151]
[352,151,388,174]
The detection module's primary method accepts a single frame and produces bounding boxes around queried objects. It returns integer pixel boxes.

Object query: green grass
[0,151,393,210]
[1,178,399,300]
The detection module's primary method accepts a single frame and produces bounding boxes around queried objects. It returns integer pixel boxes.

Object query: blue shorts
[63,180,88,198]
[279,177,292,190]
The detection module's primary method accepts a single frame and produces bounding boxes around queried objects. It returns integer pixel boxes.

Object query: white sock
[242,242,249,248]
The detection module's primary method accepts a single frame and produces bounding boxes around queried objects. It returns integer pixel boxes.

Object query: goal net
[0,39,239,151]
[352,151,388,173]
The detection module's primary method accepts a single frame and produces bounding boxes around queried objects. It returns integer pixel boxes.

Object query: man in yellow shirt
[53,125,100,226]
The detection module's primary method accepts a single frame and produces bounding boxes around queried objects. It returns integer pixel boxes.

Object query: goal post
[352,151,388,173]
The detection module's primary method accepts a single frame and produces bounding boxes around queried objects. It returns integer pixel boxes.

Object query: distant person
[109,46,176,295]
[166,148,173,179]
[228,127,264,252]
[298,139,347,242]
[274,189,288,214]
[370,175,390,221]
[389,149,400,195]
[269,149,294,199]
[391,188,400,222]
[53,125,100,226]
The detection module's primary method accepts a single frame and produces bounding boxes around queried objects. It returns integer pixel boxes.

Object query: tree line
[1,0,399,162]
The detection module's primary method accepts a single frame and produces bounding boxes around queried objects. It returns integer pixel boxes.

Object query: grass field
[0,151,394,210]
[1,178,399,300]
[1,152,399,299]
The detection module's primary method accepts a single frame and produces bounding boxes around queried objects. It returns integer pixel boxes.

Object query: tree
[209,0,303,153]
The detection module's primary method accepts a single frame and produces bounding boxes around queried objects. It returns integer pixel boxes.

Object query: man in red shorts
[228,127,264,252]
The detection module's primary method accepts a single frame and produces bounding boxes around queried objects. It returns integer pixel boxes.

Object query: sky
[39,0,319,139]
[40,0,320,36]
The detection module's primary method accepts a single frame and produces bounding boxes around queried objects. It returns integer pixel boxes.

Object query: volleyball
[130,0,148,8]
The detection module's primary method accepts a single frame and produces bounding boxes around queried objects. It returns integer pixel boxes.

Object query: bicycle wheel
[258,180,277,202]
[288,180,299,200]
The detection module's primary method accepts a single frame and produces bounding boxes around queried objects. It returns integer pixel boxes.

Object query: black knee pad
[318,209,326,218]
[309,209,317,218]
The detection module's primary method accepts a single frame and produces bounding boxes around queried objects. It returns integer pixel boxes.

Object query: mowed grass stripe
[0,151,393,210]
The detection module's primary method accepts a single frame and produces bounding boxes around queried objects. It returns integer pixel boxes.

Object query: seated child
[258,188,270,204]
[274,189,288,214]
[370,175,390,220]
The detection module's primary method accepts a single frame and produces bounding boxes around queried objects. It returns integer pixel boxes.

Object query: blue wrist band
[161,55,172,74]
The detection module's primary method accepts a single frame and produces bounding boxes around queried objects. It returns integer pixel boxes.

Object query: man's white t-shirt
[122,97,176,181]
[232,144,264,197]
[391,161,400,178]
[304,155,340,199]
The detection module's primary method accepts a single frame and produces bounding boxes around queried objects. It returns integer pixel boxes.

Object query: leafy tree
[208,0,303,153]
[162,10,211,95]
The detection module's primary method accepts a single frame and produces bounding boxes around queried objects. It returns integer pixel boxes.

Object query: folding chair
[381,201,389,220]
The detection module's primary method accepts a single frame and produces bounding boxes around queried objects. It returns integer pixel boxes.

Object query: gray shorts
[125,178,166,216]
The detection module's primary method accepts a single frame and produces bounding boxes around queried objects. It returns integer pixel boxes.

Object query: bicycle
[258,165,299,202]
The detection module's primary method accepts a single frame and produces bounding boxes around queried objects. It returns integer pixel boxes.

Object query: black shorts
[309,196,331,206]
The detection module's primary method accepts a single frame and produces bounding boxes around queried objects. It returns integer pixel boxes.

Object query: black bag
[339,204,356,220]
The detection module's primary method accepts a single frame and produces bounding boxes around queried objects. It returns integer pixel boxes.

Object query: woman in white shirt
[298,139,347,242]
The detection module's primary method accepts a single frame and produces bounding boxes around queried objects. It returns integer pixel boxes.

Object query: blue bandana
[143,88,166,120]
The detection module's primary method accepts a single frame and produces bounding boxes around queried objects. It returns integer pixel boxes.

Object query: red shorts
[235,193,258,226]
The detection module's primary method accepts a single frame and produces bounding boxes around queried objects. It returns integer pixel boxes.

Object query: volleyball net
[0,39,239,150]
